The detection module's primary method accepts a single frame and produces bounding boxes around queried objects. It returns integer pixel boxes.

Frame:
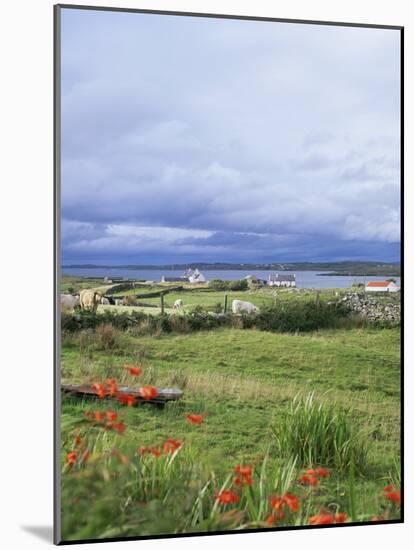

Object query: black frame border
[53,3,404,545]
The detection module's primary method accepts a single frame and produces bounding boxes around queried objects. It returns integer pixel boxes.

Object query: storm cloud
[60,9,401,264]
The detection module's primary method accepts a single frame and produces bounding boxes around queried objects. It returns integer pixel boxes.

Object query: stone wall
[340,293,400,323]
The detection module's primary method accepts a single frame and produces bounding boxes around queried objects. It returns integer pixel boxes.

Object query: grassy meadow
[60,277,401,540]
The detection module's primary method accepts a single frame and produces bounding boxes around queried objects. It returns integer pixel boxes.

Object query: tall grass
[272,393,371,473]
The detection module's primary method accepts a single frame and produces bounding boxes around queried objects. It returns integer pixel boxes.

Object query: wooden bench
[61,384,183,409]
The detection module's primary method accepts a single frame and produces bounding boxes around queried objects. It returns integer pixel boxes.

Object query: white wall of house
[365,282,400,292]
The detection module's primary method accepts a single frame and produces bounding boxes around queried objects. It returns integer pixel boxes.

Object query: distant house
[161,275,189,283]
[365,281,400,293]
[268,273,296,287]
[185,268,206,284]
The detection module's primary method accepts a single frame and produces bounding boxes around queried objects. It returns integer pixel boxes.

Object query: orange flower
[74,434,82,447]
[138,446,149,455]
[384,490,401,506]
[309,514,335,525]
[91,383,106,399]
[124,365,142,376]
[186,414,204,425]
[113,422,126,434]
[270,497,284,511]
[300,474,318,486]
[235,464,253,477]
[265,511,285,525]
[106,411,118,421]
[139,386,158,400]
[216,490,240,505]
[335,512,347,523]
[233,464,253,486]
[384,484,395,493]
[118,393,136,406]
[151,447,162,457]
[106,379,119,397]
[315,467,329,478]
[94,411,105,423]
[309,513,346,525]
[270,493,299,514]
[283,493,299,513]
[163,438,182,454]
[66,451,77,467]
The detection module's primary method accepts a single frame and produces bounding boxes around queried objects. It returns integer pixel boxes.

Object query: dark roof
[162,276,189,282]
[269,273,296,282]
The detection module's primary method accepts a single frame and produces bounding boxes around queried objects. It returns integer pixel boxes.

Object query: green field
[60,302,401,539]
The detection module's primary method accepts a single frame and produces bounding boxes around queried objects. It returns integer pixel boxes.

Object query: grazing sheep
[60,293,79,311]
[231,299,259,314]
[79,289,102,313]
[173,299,183,309]
[100,297,110,305]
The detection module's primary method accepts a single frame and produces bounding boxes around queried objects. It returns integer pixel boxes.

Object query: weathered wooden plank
[61,384,183,407]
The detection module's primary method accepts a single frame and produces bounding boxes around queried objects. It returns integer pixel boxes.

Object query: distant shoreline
[61,262,400,277]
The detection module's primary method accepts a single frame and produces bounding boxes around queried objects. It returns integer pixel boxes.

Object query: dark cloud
[60,8,401,264]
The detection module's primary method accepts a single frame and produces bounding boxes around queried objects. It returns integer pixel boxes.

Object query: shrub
[208,279,227,291]
[272,393,370,473]
[228,279,248,291]
[253,300,348,333]
[95,324,121,350]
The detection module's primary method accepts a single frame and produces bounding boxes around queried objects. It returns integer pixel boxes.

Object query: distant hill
[62,261,400,276]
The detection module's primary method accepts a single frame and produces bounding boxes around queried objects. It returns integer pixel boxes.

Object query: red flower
[300,474,318,486]
[106,379,119,397]
[74,435,82,447]
[309,514,335,525]
[151,447,162,457]
[315,467,329,478]
[270,497,284,511]
[235,464,253,477]
[139,386,158,400]
[124,365,142,376]
[233,464,253,486]
[186,414,204,425]
[113,422,126,434]
[270,493,299,514]
[92,383,106,399]
[384,490,401,506]
[216,490,240,505]
[106,411,118,421]
[309,513,346,525]
[265,511,285,525]
[163,438,182,454]
[118,393,136,406]
[283,493,299,513]
[384,484,395,493]
[66,451,77,467]
[335,512,347,523]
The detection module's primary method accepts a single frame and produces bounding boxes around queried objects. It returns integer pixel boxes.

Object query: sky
[60,8,401,265]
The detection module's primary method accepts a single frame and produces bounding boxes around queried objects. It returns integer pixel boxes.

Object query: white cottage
[185,268,206,284]
[268,273,296,287]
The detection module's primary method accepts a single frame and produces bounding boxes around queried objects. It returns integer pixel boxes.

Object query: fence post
[160,292,165,314]
[224,294,228,313]
[315,290,321,309]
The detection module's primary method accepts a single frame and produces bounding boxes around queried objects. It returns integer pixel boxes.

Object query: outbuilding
[365,281,400,293]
